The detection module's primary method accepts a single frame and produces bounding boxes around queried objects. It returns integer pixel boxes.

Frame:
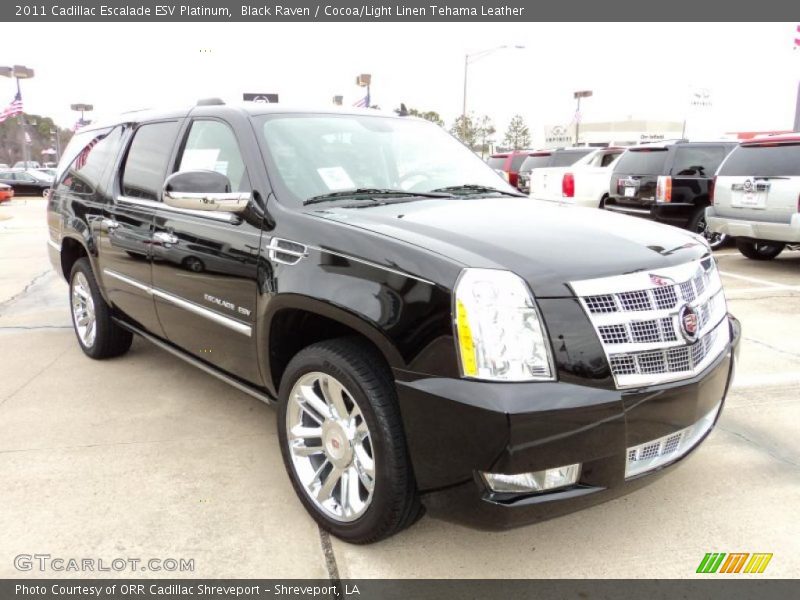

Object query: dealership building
[542,119,685,148]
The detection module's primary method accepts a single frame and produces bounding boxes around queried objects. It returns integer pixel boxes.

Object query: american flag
[0,92,23,123]
[74,133,107,170]
[353,95,369,108]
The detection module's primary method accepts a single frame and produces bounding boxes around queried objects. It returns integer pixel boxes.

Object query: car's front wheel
[278,338,421,544]
[69,258,133,359]
[735,239,785,261]
[689,206,727,250]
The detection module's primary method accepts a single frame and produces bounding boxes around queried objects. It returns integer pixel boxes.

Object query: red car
[487,150,536,189]
[0,183,14,203]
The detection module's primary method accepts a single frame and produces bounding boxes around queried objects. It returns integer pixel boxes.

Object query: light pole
[462,45,524,139]
[573,90,593,146]
[1,65,35,167]
[70,103,94,130]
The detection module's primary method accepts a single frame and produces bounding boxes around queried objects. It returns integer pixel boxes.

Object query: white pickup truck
[529,147,625,208]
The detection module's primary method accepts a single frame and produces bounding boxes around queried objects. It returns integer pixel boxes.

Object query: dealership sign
[243,93,279,103]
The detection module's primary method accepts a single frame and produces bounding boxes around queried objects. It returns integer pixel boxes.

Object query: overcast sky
[4,22,799,144]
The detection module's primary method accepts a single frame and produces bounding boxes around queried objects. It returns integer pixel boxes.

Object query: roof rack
[197,97,225,106]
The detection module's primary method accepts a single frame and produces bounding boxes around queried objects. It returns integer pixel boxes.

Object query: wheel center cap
[322,422,352,467]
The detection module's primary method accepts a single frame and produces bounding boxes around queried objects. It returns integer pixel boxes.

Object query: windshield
[257,114,515,204]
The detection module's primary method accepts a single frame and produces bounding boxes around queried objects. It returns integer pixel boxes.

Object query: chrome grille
[626,401,721,477]
[571,258,730,388]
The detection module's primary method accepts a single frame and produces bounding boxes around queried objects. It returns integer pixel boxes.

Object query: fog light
[481,464,581,494]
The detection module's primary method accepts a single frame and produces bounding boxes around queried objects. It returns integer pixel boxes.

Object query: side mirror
[162,170,250,213]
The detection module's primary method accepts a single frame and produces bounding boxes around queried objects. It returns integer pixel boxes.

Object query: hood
[309,198,709,297]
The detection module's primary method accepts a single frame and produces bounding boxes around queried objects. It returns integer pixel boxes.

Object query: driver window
[178,120,250,192]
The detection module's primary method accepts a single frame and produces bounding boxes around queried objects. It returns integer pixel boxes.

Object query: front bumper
[707,209,800,243]
[395,314,740,530]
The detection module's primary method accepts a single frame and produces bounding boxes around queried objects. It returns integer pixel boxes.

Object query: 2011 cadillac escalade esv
[47,101,741,543]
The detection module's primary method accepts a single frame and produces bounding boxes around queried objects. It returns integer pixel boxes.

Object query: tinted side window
[121,121,180,200]
[57,127,123,196]
[177,120,250,192]
[671,146,729,177]
[718,144,800,177]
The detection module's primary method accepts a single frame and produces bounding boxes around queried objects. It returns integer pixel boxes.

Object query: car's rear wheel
[69,258,133,359]
[735,239,785,261]
[277,338,421,544]
[689,206,727,250]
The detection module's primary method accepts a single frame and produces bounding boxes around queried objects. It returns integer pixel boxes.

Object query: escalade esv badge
[679,304,700,342]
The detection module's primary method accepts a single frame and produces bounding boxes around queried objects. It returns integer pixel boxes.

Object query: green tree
[395,105,445,127]
[503,114,531,150]
[0,113,73,166]
[450,113,480,149]
[475,115,496,158]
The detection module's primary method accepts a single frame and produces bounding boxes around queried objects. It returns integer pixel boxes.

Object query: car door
[12,172,39,195]
[98,120,183,336]
[150,116,264,384]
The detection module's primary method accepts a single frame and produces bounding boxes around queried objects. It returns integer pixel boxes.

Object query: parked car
[605,140,737,249]
[0,169,53,197]
[0,182,13,203]
[0,163,9,169]
[47,102,740,543]
[516,147,595,194]
[13,160,42,169]
[528,147,625,206]
[707,134,800,260]
[487,150,536,189]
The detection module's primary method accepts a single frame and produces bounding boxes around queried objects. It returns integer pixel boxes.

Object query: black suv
[47,102,740,543]
[605,140,737,249]
[516,148,594,194]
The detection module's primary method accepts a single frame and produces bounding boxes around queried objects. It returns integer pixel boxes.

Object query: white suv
[707,134,800,260]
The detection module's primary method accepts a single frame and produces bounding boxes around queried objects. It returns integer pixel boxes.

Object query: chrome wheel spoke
[71,273,97,348]
[290,424,322,442]
[316,465,342,503]
[298,384,330,421]
[341,466,364,515]
[321,377,350,421]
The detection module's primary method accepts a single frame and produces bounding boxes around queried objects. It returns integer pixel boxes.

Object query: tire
[735,239,785,261]
[69,258,133,359]
[599,194,608,209]
[689,206,727,250]
[277,337,421,544]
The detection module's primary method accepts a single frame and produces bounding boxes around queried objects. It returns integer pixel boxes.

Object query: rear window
[671,146,730,177]
[487,156,507,170]
[550,149,593,168]
[614,149,668,175]
[509,155,529,171]
[718,144,800,177]
[519,155,551,172]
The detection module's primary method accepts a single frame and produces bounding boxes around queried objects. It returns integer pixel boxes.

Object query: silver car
[707,134,800,260]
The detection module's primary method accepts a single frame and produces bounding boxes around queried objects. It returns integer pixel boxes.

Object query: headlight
[454,268,555,381]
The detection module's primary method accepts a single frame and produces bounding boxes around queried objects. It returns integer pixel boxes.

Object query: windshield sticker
[317,166,355,190]
[180,148,221,172]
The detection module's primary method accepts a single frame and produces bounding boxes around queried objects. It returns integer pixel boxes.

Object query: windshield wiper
[303,188,451,206]
[429,184,525,197]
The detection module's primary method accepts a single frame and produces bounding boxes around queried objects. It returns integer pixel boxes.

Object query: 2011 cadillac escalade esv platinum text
[47,101,741,543]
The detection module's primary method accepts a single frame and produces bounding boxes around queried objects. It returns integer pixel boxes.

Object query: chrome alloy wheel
[71,272,97,348]
[286,372,375,522]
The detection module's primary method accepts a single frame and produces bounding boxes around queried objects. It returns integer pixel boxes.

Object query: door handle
[153,231,179,245]
[102,218,119,231]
